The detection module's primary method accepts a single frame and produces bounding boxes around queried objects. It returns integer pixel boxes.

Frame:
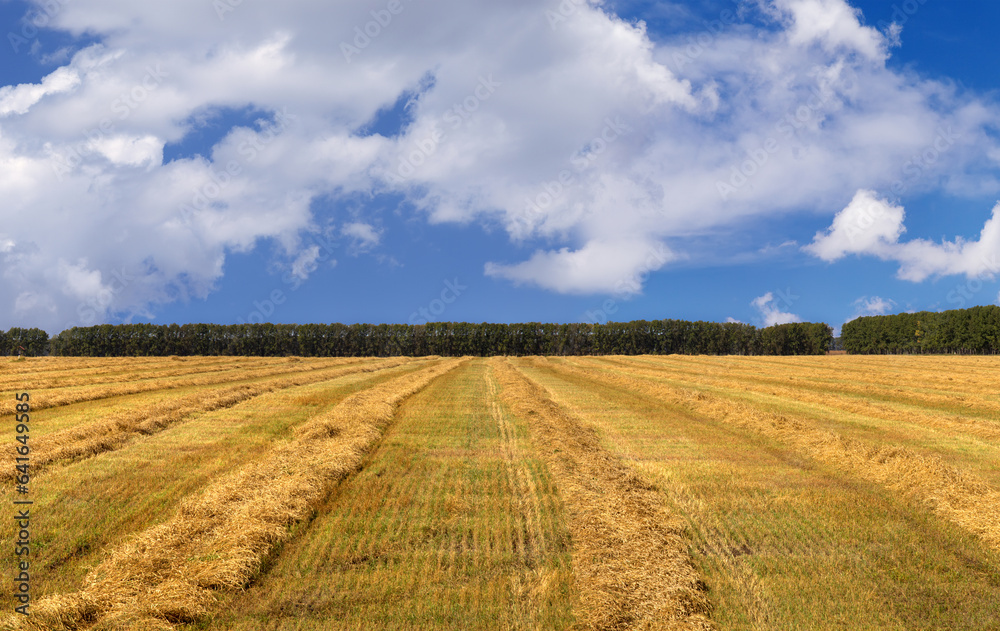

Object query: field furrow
[514,356,1000,630]
[1,358,410,479]
[0,357,365,416]
[2,358,464,631]
[3,355,999,630]
[610,355,1000,421]
[0,357,257,392]
[493,358,715,630]
[549,358,1000,552]
[587,357,1000,486]
[210,359,576,630]
[1,359,434,618]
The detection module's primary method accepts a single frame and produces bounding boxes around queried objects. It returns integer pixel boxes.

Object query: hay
[1,358,411,479]
[554,358,1000,553]
[489,358,714,631]
[2,358,465,630]
[0,358,368,416]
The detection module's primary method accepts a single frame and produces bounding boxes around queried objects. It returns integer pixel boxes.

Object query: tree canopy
[46,320,833,357]
[842,305,1000,354]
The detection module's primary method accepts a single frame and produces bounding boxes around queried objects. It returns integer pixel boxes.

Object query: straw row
[0,358,365,415]
[555,358,1000,553]
[4,357,466,630]
[1,358,411,480]
[490,358,714,630]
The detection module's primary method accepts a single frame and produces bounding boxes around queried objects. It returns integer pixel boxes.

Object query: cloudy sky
[2,0,999,335]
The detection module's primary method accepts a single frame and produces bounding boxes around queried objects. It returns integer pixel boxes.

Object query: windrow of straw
[595,357,1000,441]
[553,358,1000,553]
[608,355,1000,422]
[0,358,411,480]
[0,358,366,415]
[2,357,465,631]
[0,356,256,392]
[490,358,714,631]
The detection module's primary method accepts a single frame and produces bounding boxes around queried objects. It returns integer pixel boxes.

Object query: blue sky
[2,0,999,336]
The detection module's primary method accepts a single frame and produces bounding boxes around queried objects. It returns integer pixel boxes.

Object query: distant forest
[7,305,1000,357]
[842,305,1000,354]
[39,320,834,357]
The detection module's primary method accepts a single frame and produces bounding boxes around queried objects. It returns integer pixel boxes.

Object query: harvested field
[2,355,1000,630]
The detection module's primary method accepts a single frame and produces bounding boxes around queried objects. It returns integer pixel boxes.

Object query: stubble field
[2,354,999,630]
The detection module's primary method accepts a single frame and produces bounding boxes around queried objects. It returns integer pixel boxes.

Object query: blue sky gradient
[1,0,999,335]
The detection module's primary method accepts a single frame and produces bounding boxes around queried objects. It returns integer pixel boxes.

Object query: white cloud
[771,0,892,62]
[806,191,1000,281]
[0,66,80,116]
[752,292,803,327]
[341,222,381,252]
[1,0,1000,331]
[289,245,321,282]
[804,189,905,260]
[485,240,674,295]
[88,134,163,167]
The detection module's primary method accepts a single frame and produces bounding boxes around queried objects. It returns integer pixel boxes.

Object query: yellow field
[2,355,1000,630]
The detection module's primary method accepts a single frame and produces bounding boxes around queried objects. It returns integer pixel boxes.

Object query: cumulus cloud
[806,190,1000,281]
[1,0,1000,331]
[485,240,674,295]
[752,292,802,327]
[804,189,905,260]
[771,0,892,62]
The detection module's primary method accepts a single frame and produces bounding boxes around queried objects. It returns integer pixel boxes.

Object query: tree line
[0,327,50,357]
[842,305,1000,354]
[46,320,833,357]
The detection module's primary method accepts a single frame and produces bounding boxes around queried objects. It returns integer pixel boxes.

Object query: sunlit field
[2,355,999,630]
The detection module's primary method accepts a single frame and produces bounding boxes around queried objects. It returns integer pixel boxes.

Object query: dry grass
[516,356,1000,630]
[4,355,1000,630]
[553,358,1000,553]
[600,356,1000,438]
[0,357,364,417]
[491,358,714,630]
[1,358,465,631]
[210,359,577,630]
[0,357,251,392]
[0,358,409,479]
[0,359,431,616]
